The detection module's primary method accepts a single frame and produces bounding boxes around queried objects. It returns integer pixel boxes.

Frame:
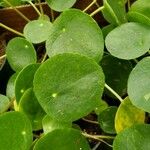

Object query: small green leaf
[128,57,150,112]
[0,111,32,150]
[98,106,117,134]
[101,55,132,98]
[6,73,18,100]
[6,37,37,71]
[33,53,105,122]
[0,0,23,7]
[127,0,150,26]
[15,63,40,103]
[105,22,150,59]
[42,115,71,134]
[46,9,104,62]
[0,94,10,113]
[102,24,115,39]
[113,124,150,150]
[19,88,45,131]
[46,0,76,12]
[115,97,145,133]
[33,128,90,150]
[24,20,53,44]
[102,0,127,26]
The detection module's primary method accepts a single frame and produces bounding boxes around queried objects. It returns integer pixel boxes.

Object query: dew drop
[52,93,57,98]
[20,89,24,93]
[25,45,28,48]
[62,28,66,32]
[39,23,44,27]
[22,131,26,135]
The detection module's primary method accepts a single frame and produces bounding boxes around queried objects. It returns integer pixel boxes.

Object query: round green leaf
[6,73,18,100]
[105,22,150,59]
[128,57,150,112]
[19,88,45,131]
[46,9,104,62]
[15,63,40,103]
[42,115,71,134]
[0,94,10,113]
[102,0,127,26]
[127,0,150,26]
[6,37,37,72]
[33,53,105,122]
[115,97,145,133]
[113,124,150,150]
[24,20,53,44]
[102,24,115,39]
[33,128,90,150]
[98,106,117,134]
[101,55,132,98]
[46,0,76,12]
[0,111,32,150]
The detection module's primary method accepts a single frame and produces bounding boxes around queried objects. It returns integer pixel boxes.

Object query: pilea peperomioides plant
[0,0,150,149]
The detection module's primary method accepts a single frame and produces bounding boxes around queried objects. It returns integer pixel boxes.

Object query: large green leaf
[24,20,53,44]
[46,0,76,12]
[46,9,104,62]
[15,63,40,103]
[128,57,150,112]
[101,55,132,98]
[19,88,45,131]
[33,53,105,122]
[115,97,145,133]
[127,0,150,26]
[113,124,150,150]
[33,128,90,150]
[6,37,37,72]
[105,22,150,59]
[102,0,127,26]
[0,111,32,150]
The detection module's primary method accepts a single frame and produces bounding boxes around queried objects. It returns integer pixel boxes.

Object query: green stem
[82,132,114,147]
[3,0,30,22]
[82,118,99,125]
[29,1,41,16]
[105,83,123,103]
[0,54,6,60]
[90,6,105,17]
[92,142,101,150]
[0,23,24,36]
[128,0,131,10]
[37,0,44,14]
[41,53,47,63]
[51,9,54,22]
[134,59,138,63]
[83,0,96,12]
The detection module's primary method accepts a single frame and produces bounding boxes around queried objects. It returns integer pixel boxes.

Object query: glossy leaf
[115,97,145,133]
[98,106,117,134]
[6,37,37,71]
[42,115,71,134]
[113,124,150,150]
[33,53,105,122]
[105,22,150,59]
[15,63,40,103]
[6,73,18,100]
[46,0,76,12]
[24,20,53,44]
[128,57,150,112]
[0,94,10,113]
[0,111,32,150]
[101,55,132,98]
[19,88,45,131]
[102,0,127,26]
[46,9,104,62]
[33,128,90,150]
[127,0,150,26]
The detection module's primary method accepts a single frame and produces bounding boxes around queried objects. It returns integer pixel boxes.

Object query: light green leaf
[15,63,40,103]
[0,111,32,150]
[128,57,150,112]
[24,20,53,44]
[33,128,90,150]
[6,37,37,72]
[105,22,150,59]
[115,97,145,133]
[46,9,104,62]
[33,53,105,122]
[46,0,76,12]
[113,124,150,150]
[19,88,45,131]
[0,94,10,113]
